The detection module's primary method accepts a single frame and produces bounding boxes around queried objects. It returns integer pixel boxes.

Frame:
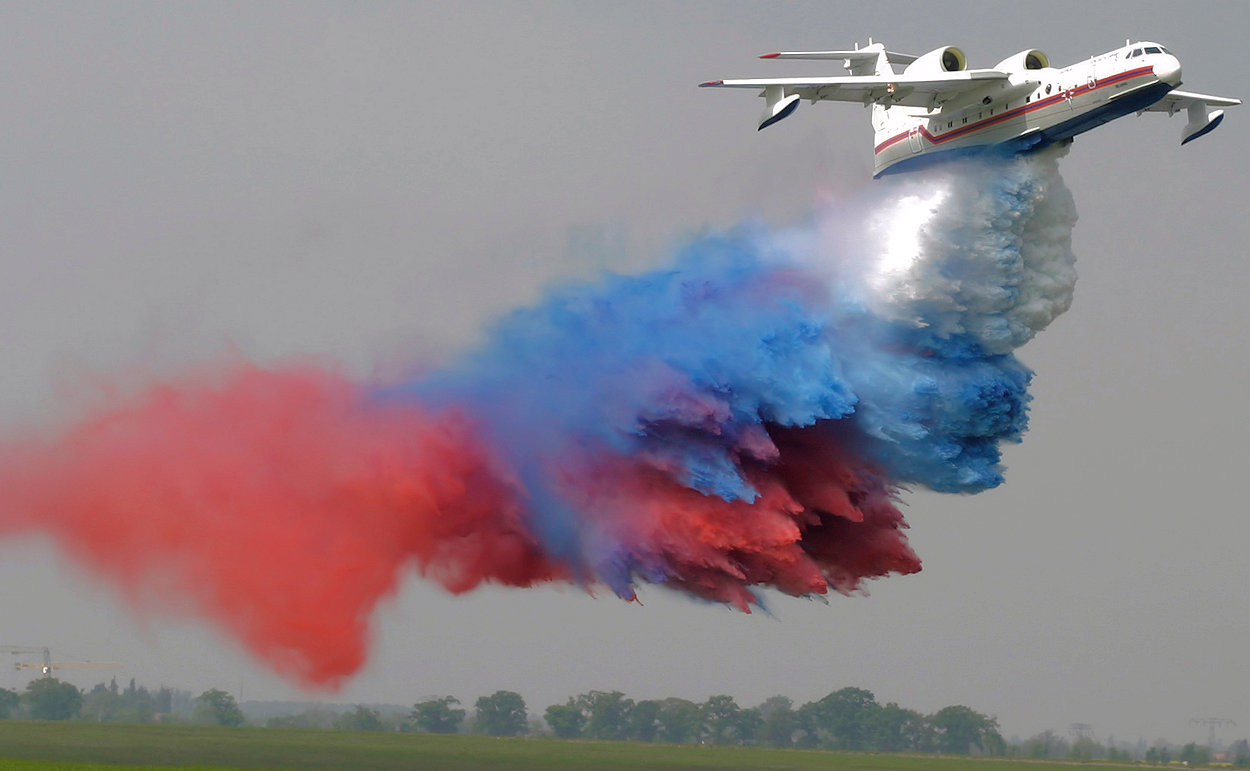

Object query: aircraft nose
[1154,55,1182,86]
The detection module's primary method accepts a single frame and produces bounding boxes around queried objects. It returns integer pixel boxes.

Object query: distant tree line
[5,680,1002,754]
[1004,730,1250,767]
[5,678,1249,767]
[412,687,1006,754]
[0,677,202,724]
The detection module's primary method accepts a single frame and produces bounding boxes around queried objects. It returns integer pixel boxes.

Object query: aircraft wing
[1140,88,1242,144]
[1141,89,1241,112]
[698,70,1010,110]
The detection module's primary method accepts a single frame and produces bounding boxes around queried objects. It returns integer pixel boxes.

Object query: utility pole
[1191,717,1236,749]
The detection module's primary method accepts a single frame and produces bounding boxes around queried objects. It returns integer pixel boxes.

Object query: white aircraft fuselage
[701,41,1238,176]
[873,43,1180,174]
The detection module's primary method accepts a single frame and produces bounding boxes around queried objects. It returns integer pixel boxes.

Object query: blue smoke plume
[396,147,1077,591]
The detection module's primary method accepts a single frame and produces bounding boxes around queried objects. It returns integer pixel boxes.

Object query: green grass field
[0,721,1137,771]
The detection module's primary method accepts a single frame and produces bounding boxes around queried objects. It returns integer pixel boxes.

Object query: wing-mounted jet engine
[904,46,967,74]
[994,49,1050,72]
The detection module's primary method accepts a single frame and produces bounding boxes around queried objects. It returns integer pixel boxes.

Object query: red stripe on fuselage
[874,65,1156,154]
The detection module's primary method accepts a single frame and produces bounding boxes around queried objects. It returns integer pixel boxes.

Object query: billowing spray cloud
[0,148,1076,687]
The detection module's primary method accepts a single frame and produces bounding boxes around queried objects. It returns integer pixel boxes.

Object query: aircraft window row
[932,98,1020,134]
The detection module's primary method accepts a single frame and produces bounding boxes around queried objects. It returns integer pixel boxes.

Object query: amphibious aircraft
[700,41,1240,176]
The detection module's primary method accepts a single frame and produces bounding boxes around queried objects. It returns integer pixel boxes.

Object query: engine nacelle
[994,49,1050,72]
[904,46,967,75]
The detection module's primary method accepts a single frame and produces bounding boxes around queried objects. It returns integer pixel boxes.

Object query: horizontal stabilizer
[759,49,918,65]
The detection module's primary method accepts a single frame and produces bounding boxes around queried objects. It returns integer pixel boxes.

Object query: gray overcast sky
[1,0,1247,746]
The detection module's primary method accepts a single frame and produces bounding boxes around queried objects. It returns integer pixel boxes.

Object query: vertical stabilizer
[850,42,894,77]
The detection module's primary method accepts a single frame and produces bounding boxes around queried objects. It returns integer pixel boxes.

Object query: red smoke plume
[0,365,563,687]
[572,425,921,612]
[0,364,921,688]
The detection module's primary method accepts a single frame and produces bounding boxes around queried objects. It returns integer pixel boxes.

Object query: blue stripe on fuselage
[876,81,1175,177]
[1040,81,1174,141]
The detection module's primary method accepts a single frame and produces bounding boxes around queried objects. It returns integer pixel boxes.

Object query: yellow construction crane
[2,646,122,677]
[1,645,51,672]
[15,661,123,676]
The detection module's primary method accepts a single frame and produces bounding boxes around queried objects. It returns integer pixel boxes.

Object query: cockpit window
[1145,46,1162,54]
[1128,48,1143,58]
